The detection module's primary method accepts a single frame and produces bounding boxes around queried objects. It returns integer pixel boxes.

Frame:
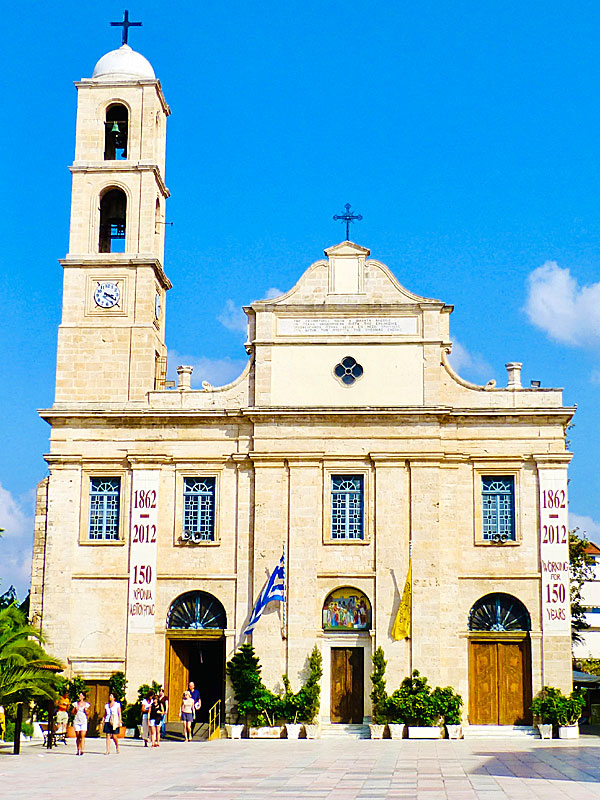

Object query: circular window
[468,593,530,632]
[334,356,364,386]
[166,591,226,630]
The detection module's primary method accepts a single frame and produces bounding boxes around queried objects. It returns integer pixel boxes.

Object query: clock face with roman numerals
[94,281,121,308]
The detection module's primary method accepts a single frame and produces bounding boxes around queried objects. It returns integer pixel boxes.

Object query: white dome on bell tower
[91,44,155,81]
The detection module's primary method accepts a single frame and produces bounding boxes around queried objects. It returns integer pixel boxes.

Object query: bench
[39,722,68,747]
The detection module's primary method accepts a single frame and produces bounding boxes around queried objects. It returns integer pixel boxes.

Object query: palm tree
[0,605,63,706]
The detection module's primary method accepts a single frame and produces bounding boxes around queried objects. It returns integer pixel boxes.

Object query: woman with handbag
[103,692,122,755]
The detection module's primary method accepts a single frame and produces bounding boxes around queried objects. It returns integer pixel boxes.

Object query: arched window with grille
[166,591,226,630]
[468,593,531,632]
[104,104,129,160]
[99,188,127,253]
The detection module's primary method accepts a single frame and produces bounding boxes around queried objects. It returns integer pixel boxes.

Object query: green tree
[570,529,594,645]
[369,646,389,724]
[0,605,63,706]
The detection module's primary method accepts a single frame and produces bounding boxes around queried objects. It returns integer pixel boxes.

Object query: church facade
[31,42,575,732]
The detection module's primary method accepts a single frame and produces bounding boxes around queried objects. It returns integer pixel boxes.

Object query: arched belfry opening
[104,104,128,160]
[164,591,226,726]
[468,592,532,726]
[99,188,126,253]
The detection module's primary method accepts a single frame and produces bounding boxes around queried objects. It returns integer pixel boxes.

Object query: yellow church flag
[391,559,412,640]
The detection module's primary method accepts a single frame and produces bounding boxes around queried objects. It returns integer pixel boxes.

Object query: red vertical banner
[538,469,570,634]
[128,471,159,633]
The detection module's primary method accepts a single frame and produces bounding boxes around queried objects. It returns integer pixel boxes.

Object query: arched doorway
[164,591,226,724]
[323,587,372,724]
[468,593,532,725]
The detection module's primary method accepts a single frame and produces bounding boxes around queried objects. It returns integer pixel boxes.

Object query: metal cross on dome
[110,10,142,46]
[333,203,363,240]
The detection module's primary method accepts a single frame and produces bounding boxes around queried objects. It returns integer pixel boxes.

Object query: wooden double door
[165,634,225,723]
[330,647,364,724]
[469,637,532,725]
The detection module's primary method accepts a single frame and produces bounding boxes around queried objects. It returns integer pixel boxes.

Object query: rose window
[334,356,364,386]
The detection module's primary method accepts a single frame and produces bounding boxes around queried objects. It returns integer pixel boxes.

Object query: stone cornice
[69,161,170,197]
[38,405,575,424]
[75,78,171,115]
[59,255,172,290]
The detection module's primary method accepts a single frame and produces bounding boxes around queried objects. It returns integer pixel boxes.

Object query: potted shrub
[530,688,555,739]
[531,686,586,739]
[390,671,442,739]
[369,647,388,739]
[296,646,322,738]
[226,644,283,738]
[555,688,586,739]
[281,675,302,739]
[433,686,463,739]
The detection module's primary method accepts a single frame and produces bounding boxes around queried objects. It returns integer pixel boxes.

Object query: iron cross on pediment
[110,10,142,45]
[333,203,363,240]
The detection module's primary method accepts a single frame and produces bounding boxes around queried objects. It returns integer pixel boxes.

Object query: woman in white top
[72,692,90,756]
[141,691,153,747]
[103,692,122,755]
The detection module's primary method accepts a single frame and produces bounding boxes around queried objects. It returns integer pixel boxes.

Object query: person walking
[180,690,194,742]
[103,692,122,755]
[188,680,201,738]
[149,694,162,747]
[72,692,90,755]
[158,687,169,740]
[55,690,70,736]
[141,690,153,747]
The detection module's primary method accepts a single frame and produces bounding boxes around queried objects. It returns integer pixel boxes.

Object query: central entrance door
[330,647,364,723]
[469,637,532,725]
[166,634,225,723]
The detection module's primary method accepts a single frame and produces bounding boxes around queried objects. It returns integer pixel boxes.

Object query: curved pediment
[250,241,445,308]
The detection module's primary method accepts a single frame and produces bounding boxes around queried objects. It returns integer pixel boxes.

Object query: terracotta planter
[369,723,385,739]
[558,724,579,739]
[285,723,302,739]
[66,725,76,738]
[538,724,553,740]
[248,726,284,738]
[388,723,406,740]
[407,726,443,739]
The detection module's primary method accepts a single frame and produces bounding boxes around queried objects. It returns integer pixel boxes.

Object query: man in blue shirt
[188,681,201,738]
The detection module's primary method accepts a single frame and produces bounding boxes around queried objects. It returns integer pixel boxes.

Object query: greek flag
[244,552,286,636]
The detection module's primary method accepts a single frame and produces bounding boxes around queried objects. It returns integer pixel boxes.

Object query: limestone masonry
[31,42,575,733]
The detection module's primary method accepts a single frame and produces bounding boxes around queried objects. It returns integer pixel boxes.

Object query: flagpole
[281,542,287,641]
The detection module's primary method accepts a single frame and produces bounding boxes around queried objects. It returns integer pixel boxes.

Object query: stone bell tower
[55,40,171,405]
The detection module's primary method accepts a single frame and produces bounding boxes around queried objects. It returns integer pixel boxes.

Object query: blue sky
[1,1,599,596]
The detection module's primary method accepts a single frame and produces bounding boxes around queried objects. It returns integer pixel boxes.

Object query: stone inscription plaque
[278,317,418,336]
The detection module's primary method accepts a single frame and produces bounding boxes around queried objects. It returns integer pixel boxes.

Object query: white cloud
[217,289,283,335]
[218,299,247,334]
[447,339,493,380]
[570,513,600,547]
[0,483,34,600]
[167,350,247,388]
[524,261,600,347]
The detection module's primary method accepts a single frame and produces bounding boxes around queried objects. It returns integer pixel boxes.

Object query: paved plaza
[2,735,600,800]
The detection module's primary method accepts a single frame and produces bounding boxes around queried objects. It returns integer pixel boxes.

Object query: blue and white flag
[244,551,286,636]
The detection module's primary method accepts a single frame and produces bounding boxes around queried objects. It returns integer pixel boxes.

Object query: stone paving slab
[0,736,599,799]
